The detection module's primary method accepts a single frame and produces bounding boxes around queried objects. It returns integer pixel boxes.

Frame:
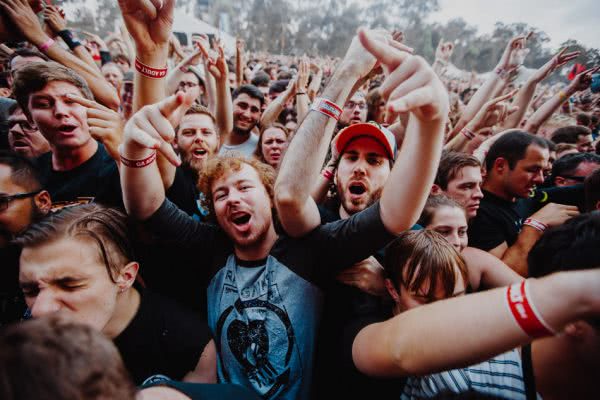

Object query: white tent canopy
[172,9,236,55]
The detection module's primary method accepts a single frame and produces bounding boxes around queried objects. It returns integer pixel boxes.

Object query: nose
[473,185,483,200]
[53,100,69,118]
[226,188,242,205]
[533,170,545,185]
[448,233,462,251]
[30,289,62,318]
[352,159,367,176]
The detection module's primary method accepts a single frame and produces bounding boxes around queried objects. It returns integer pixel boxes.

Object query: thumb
[358,28,406,70]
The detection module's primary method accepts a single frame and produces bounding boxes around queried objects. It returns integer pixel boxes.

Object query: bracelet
[523,218,547,233]
[310,98,342,121]
[135,58,168,79]
[558,91,569,101]
[460,127,476,140]
[296,92,307,96]
[38,38,56,53]
[120,151,157,168]
[57,30,81,51]
[321,169,334,181]
[506,281,555,338]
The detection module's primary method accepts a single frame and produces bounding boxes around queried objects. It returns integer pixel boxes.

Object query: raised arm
[501,48,580,129]
[275,30,392,237]
[448,35,528,139]
[203,41,233,139]
[165,45,204,96]
[0,0,120,110]
[120,92,194,220]
[358,30,448,234]
[353,269,600,377]
[235,38,244,89]
[260,78,297,128]
[295,58,311,122]
[524,66,599,134]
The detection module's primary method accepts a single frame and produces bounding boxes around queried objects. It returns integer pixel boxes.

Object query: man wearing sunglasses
[0,151,51,326]
[219,84,264,158]
[551,152,600,187]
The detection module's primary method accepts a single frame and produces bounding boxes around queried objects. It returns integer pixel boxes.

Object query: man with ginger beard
[164,104,220,218]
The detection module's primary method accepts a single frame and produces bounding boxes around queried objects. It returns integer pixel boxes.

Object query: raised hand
[0,0,48,46]
[568,66,600,93]
[43,5,66,35]
[204,42,228,81]
[359,28,448,123]
[497,33,531,72]
[435,38,454,63]
[121,91,195,166]
[467,89,518,134]
[67,94,125,161]
[296,58,310,93]
[529,48,580,84]
[117,0,174,55]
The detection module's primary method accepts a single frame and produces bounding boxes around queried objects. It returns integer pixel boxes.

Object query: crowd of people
[0,0,599,399]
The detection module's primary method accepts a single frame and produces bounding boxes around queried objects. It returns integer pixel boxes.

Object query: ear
[34,190,52,215]
[431,184,442,195]
[493,157,507,175]
[116,262,139,293]
[385,279,400,304]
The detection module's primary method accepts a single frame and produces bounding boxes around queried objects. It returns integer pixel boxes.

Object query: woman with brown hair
[254,122,292,170]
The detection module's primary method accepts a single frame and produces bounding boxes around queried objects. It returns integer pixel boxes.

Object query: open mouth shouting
[56,123,78,136]
[192,147,209,159]
[348,181,368,200]
[229,211,252,233]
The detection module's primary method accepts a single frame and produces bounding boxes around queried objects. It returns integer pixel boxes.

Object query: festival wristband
[296,92,307,96]
[460,127,475,140]
[506,280,555,338]
[57,30,81,50]
[135,58,168,79]
[321,169,334,181]
[38,38,56,53]
[523,218,547,233]
[310,98,342,121]
[120,151,157,168]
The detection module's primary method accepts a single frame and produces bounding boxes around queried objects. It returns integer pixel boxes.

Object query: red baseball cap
[335,122,397,160]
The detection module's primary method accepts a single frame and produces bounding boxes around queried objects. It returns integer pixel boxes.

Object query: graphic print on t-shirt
[209,254,320,400]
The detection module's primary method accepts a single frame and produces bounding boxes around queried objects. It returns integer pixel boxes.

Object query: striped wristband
[523,218,547,233]
[310,98,342,121]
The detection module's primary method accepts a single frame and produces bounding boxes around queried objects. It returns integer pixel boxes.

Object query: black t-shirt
[469,186,585,251]
[165,167,206,218]
[34,142,122,208]
[0,245,26,328]
[113,290,211,385]
[143,199,395,399]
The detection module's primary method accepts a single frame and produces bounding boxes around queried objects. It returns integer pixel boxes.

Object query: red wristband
[38,38,56,53]
[120,151,157,168]
[523,218,547,233]
[506,281,555,338]
[311,98,342,121]
[322,169,334,181]
[135,58,168,79]
[461,127,475,140]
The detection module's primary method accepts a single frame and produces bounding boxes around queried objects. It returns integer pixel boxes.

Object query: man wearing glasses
[0,151,51,326]
[338,91,368,129]
[550,152,600,187]
[7,103,49,160]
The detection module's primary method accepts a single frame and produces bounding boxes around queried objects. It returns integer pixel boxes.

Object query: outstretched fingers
[358,28,408,71]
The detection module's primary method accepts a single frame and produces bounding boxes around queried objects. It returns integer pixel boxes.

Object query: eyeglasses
[344,101,367,110]
[177,81,199,89]
[0,190,41,211]
[8,120,38,133]
[560,175,586,182]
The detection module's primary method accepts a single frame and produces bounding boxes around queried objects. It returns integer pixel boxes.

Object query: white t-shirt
[219,133,259,158]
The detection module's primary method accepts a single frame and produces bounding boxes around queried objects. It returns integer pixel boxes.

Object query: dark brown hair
[384,230,469,303]
[0,317,136,400]
[418,195,466,227]
[12,62,93,117]
[13,204,134,283]
[435,151,481,190]
[254,123,291,164]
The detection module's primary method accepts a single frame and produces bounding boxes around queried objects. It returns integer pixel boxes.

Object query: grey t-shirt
[219,133,259,158]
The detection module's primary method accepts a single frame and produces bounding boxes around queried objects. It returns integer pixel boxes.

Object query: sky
[428,0,599,50]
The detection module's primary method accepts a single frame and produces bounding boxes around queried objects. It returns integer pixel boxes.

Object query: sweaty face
[426,206,469,252]
[101,64,124,90]
[212,164,274,251]
[444,166,483,219]
[398,263,466,311]
[261,127,288,169]
[339,93,367,127]
[8,108,50,159]
[0,165,37,247]
[19,237,120,332]
[176,114,219,171]
[28,81,91,151]
[233,93,261,134]
[336,137,391,217]
[502,145,549,199]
